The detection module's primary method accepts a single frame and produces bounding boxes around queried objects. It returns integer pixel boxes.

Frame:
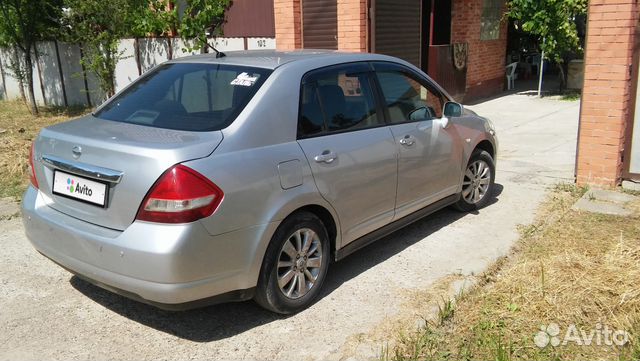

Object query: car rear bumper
[22,186,278,308]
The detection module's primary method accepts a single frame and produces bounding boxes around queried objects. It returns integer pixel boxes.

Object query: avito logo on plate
[66,178,93,196]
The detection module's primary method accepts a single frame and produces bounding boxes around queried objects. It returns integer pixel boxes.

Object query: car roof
[165,49,454,100]
[167,49,398,70]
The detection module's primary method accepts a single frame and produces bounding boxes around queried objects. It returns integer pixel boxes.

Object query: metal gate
[372,0,421,67]
[302,0,338,49]
[427,44,467,102]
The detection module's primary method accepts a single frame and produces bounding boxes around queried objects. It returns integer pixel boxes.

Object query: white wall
[114,39,139,93]
[209,37,245,52]
[170,38,200,58]
[36,41,65,106]
[0,47,25,102]
[0,36,276,108]
[247,37,276,50]
[139,38,170,73]
[57,42,90,106]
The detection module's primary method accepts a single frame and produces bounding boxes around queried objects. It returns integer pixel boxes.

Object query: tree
[132,0,177,38]
[0,0,63,115]
[178,0,231,54]
[62,0,231,100]
[62,0,157,99]
[508,0,588,89]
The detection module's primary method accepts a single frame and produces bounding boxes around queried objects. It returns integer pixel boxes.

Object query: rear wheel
[454,150,495,211]
[254,212,330,314]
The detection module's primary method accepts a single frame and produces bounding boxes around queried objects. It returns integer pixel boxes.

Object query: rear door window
[298,63,383,138]
[96,63,271,131]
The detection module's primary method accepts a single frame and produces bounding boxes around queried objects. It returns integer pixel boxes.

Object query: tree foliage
[61,0,155,98]
[62,0,231,98]
[508,0,588,63]
[1,0,232,104]
[132,0,177,37]
[0,0,62,114]
[177,0,231,53]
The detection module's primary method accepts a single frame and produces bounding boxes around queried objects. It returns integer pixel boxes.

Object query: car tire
[454,149,496,212]
[254,211,330,314]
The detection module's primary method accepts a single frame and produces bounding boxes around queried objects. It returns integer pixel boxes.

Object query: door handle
[399,135,415,146]
[314,150,337,164]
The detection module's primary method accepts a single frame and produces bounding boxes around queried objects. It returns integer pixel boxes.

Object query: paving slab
[572,189,637,216]
[622,180,640,192]
[572,198,633,217]
[588,189,637,203]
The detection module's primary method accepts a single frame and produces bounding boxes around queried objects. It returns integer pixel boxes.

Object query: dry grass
[0,100,88,199]
[384,184,640,361]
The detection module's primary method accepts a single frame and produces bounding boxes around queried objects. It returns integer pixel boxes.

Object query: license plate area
[52,170,109,207]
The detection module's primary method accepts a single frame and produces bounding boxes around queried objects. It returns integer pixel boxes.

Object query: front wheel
[254,212,330,314]
[454,150,495,212]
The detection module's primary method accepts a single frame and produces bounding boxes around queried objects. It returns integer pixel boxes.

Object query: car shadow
[71,184,504,342]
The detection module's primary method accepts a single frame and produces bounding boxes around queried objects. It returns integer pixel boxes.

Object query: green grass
[560,92,581,101]
[382,184,640,361]
[437,298,455,326]
[0,100,89,200]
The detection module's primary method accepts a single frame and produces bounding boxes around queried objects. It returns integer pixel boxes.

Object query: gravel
[0,94,579,361]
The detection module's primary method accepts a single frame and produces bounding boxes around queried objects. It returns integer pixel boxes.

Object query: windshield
[95,63,272,131]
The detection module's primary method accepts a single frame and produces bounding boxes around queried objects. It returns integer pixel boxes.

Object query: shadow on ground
[71,184,504,342]
[464,78,563,106]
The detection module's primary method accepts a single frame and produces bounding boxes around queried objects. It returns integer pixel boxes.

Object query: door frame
[623,19,640,181]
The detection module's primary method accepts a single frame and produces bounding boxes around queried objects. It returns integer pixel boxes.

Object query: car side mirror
[408,106,428,121]
[443,101,463,118]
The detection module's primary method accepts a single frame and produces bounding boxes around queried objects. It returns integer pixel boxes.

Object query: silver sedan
[22,50,498,314]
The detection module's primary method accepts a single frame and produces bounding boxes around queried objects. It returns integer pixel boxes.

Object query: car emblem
[72,146,82,159]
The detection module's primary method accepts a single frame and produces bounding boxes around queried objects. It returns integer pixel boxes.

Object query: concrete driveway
[0,93,579,361]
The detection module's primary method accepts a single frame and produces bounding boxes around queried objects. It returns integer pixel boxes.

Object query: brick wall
[576,0,638,186]
[275,0,365,51]
[274,0,508,101]
[337,0,367,52]
[451,0,508,101]
[274,0,302,50]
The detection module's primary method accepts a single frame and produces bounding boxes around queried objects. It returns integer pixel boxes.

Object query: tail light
[135,165,224,224]
[29,142,39,189]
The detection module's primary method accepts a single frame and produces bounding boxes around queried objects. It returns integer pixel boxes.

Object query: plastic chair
[506,62,518,90]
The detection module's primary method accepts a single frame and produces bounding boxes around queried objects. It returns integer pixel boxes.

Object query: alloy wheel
[462,159,491,204]
[276,228,323,299]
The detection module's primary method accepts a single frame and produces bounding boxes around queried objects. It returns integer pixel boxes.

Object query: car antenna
[207,43,226,58]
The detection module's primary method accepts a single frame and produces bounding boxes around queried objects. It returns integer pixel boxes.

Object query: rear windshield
[95,63,272,131]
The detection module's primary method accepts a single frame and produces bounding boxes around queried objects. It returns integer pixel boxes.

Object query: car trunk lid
[34,115,223,230]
